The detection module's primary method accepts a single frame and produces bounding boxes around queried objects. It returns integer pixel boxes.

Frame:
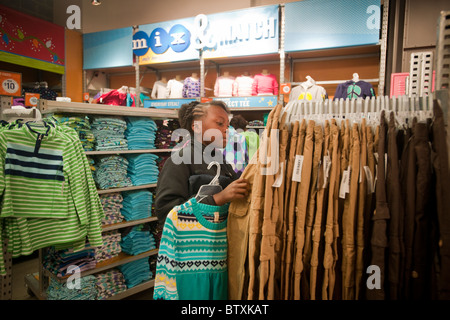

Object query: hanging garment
[153,197,229,300]
[166,79,184,99]
[233,75,254,97]
[182,77,201,98]
[289,83,327,102]
[223,126,249,176]
[214,76,235,97]
[333,80,375,100]
[0,119,104,275]
[151,80,168,99]
[97,89,127,106]
[251,73,279,96]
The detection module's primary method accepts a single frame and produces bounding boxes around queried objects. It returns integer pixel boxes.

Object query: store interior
[0,0,449,301]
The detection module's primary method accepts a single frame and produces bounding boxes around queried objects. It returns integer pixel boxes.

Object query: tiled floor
[9,255,153,300]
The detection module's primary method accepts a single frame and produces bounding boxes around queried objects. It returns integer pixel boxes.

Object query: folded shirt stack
[154,119,181,149]
[125,117,158,150]
[47,275,97,300]
[120,225,156,256]
[94,268,127,300]
[44,247,97,278]
[126,153,159,185]
[99,193,124,226]
[118,257,152,289]
[121,190,153,221]
[52,114,95,151]
[91,116,128,151]
[94,231,122,263]
[94,155,133,189]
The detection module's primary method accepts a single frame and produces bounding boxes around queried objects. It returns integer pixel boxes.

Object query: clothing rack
[290,79,380,86]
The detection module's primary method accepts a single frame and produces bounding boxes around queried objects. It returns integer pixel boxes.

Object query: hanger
[195,161,223,204]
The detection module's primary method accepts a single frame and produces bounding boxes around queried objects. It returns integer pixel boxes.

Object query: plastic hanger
[195,161,223,204]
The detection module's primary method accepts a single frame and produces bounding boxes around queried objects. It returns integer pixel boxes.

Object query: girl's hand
[213,178,249,206]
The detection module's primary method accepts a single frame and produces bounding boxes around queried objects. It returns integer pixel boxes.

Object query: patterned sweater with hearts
[153,197,229,300]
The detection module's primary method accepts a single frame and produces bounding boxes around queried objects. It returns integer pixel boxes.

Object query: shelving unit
[23,100,178,300]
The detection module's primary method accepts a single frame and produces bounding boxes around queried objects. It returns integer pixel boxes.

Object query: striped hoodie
[0,121,104,275]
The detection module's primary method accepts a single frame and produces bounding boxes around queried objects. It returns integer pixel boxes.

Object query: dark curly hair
[178,100,230,135]
[230,114,248,131]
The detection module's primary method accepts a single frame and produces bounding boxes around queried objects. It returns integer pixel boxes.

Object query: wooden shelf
[102,216,158,232]
[105,279,155,300]
[86,148,177,156]
[97,183,157,194]
[39,100,178,119]
[46,249,159,282]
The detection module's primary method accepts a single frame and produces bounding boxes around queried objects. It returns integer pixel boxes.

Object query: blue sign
[201,5,279,59]
[143,98,197,109]
[285,0,380,52]
[83,27,133,69]
[137,18,198,65]
[213,96,277,108]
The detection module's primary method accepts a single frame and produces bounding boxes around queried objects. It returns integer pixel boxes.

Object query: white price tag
[292,155,304,182]
[272,161,285,188]
[339,169,349,199]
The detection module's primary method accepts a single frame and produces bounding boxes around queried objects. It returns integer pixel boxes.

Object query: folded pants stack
[118,257,152,289]
[52,114,95,151]
[125,117,157,150]
[44,247,97,278]
[121,190,152,221]
[120,225,156,256]
[91,116,128,151]
[95,269,127,300]
[100,193,124,226]
[94,155,133,189]
[47,275,97,300]
[94,231,122,263]
[126,153,159,185]
[154,119,181,149]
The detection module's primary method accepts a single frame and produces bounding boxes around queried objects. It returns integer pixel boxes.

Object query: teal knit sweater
[153,197,229,300]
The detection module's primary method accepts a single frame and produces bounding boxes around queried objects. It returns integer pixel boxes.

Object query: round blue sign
[132,31,150,56]
[149,27,170,55]
[168,24,191,53]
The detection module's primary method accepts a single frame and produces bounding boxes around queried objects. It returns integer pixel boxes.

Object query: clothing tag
[272,161,285,188]
[322,155,331,188]
[359,164,363,183]
[214,212,219,223]
[374,152,379,163]
[385,153,388,179]
[292,155,304,182]
[345,166,351,193]
[339,170,349,199]
[363,166,374,194]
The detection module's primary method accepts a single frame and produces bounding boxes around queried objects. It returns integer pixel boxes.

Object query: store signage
[284,0,380,52]
[137,5,279,64]
[84,27,133,69]
[212,96,277,108]
[0,71,21,96]
[200,5,279,59]
[0,5,65,74]
[25,93,40,107]
[143,98,197,109]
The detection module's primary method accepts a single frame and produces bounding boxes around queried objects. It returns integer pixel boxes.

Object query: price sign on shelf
[0,71,22,96]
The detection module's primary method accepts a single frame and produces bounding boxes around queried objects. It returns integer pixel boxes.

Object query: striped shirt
[153,197,229,300]
[0,122,104,275]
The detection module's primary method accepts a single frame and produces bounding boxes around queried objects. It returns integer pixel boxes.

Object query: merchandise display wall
[1,0,450,303]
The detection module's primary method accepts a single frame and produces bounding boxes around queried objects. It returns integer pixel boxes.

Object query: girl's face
[192,105,229,148]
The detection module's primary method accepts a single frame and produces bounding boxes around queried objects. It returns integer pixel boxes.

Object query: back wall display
[0,5,65,74]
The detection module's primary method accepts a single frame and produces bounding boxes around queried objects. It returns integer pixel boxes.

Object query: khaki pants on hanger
[342,122,360,300]
[281,120,300,299]
[301,124,324,300]
[293,120,315,300]
[259,105,282,300]
[322,120,340,300]
[310,120,331,300]
[284,119,307,300]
